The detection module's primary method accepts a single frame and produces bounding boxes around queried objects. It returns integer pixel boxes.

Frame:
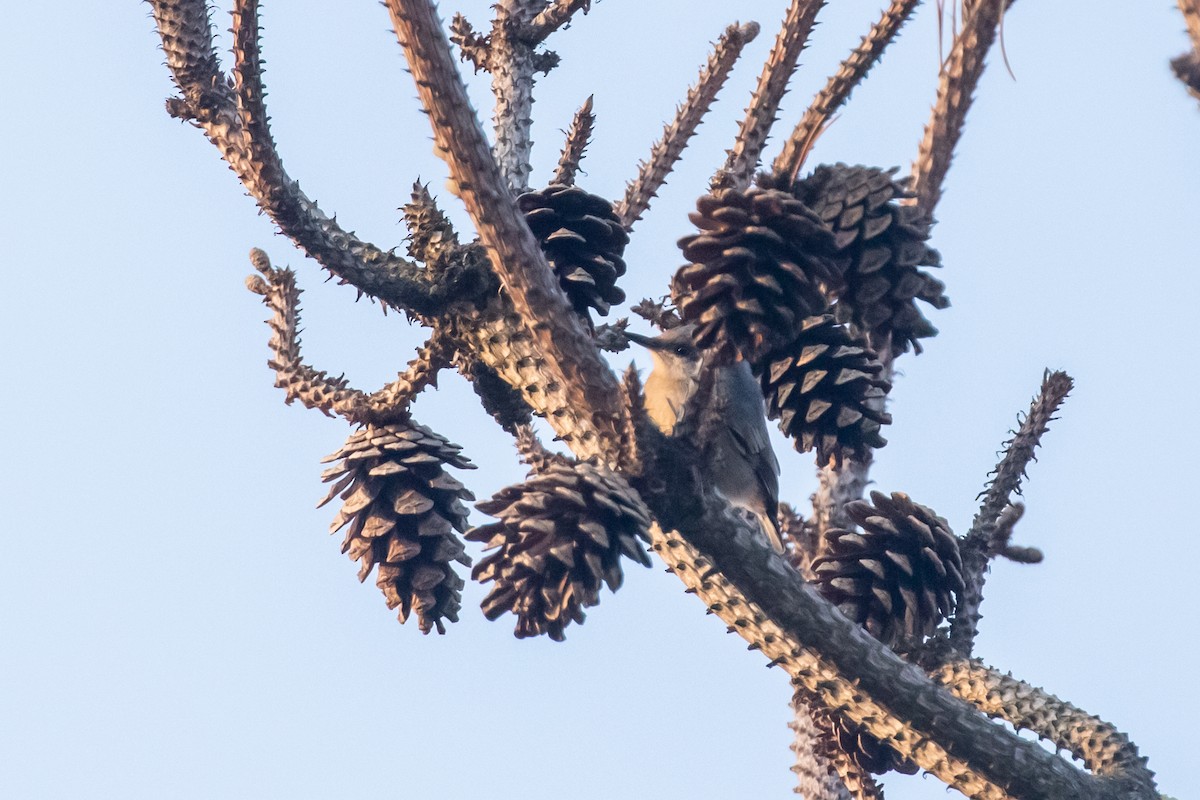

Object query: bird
[626,324,784,553]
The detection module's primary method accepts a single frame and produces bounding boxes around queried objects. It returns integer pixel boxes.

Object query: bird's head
[626,324,703,384]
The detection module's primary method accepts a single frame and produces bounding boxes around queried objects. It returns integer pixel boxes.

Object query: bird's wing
[720,363,780,517]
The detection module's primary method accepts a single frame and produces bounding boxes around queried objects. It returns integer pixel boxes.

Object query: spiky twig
[926,656,1156,789]
[1172,0,1200,101]
[365,330,453,418]
[951,369,1072,655]
[524,0,593,43]
[246,249,447,421]
[386,0,626,462]
[774,0,922,181]
[245,249,369,420]
[491,1,541,190]
[714,0,826,190]
[909,0,1016,214]
[553,95,595,186]
[152,0,487,316]
[615,21,760,230]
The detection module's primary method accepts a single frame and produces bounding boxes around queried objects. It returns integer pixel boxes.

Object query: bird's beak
[625,331,657,349]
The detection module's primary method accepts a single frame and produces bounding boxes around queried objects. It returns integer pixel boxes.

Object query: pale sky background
[1,2,1197,798]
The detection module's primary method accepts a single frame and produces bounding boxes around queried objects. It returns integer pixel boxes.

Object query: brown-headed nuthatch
[627,325,783,553]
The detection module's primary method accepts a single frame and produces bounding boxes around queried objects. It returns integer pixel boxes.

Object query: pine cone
[806,695,919,778]
[467,459,653,641]
[674,186,841,364]
[812,491,964,649]
[319,422,475,634]
[794,164,948,356]
[758,315,891,467]
[517,184,629,318]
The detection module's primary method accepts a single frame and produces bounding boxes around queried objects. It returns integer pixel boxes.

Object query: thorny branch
[951,370,1072,655]
[910,0,1017,215]
[246,249,449,423]
[553,95,595,186]
[774,0,922,182]
[153,0,492,316]
[615,21,760,230]
[385,0,626,461]
[524,0,593,43]
[716,0,826,190]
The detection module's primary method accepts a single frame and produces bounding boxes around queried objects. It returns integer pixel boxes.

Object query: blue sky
[1,2,1196,798]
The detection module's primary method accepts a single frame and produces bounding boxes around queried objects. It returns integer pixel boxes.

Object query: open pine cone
[518,184,629,318]
[319,422,475,634]
[674,186,841,364]
[794,164,948,356]
[802,687,918,778]
[812,491,964,649]
[757,314,891,466]
[467,458,653,641]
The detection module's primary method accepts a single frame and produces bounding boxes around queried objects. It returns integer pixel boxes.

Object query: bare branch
[524,0,593,43]
[245,249,370,420]
[491,1,541,190]
[1172,0,1200,101]
[774,0,922,182]
[245,249,449,421]
[715,0,826,190]
[928,656,1157,790]
[151,0,490,317]
[910,0,1017,215]
[386,0,625,461]
[614,22,759,230]
[973,370,1073,538]
[951,369,1072,655]
[364,329,453,418]
[552,95,595,186]
[642,520,1140,800]
[629,410,1154,800]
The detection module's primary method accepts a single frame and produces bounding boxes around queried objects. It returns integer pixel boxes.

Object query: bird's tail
[757,511,785,555]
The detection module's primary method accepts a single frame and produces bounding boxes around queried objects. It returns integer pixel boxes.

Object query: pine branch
[151,0,490,317]
[245,249,370,420]
[552,95,595,186]
[614,21,760,230]
[774,0,922,182]
[385,0,626,462]
[628,411,1155,800]
[364,330,453,419]
[715,0,826,190]
[926,655,1156,791]
[1172,0,1200,102]
[640,520,1142,800]
[491,1,542,190]
[524,0,593,43]
[909,0,1017,215]
[951,369,1072,655]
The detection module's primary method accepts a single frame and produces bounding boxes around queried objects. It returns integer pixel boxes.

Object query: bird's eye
[674,345,689,356]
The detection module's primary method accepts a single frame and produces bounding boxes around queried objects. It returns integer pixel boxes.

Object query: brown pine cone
[467,459,652,641]
[812,491,964,649]
[794,164,948,356]
[517,184,629,318]
[757,314,890,467]
[805,691,919,778]
[674,186,841,364]
[319,421,475,634]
